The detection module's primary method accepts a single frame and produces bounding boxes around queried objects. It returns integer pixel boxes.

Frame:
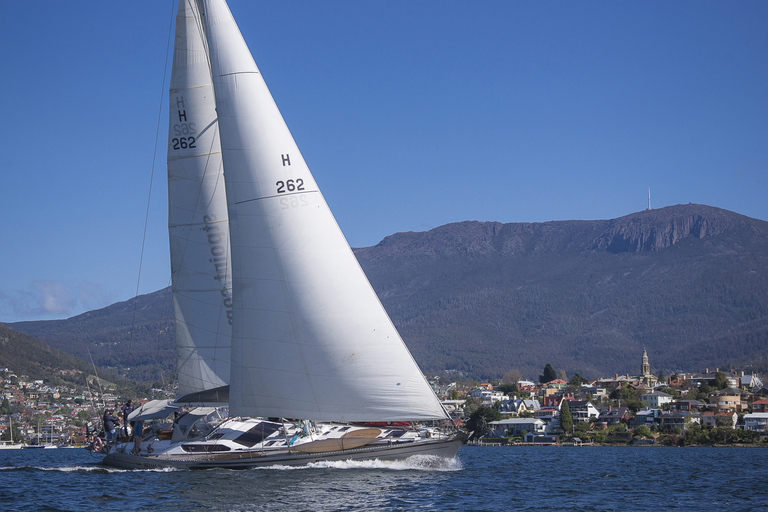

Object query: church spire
[641,349,650,376]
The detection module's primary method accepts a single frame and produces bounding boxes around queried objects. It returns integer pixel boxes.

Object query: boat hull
[102,436,462,470]
[0,444,25,450]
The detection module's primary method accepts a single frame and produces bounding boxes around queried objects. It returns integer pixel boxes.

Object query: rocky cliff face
[361,203,766,258]
[590,204,761,253]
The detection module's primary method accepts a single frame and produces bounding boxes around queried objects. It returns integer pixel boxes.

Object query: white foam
[7,464,181,473]
[258,455,462,472]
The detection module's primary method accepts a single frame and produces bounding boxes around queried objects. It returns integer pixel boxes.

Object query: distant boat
[23,420,58,449]
[0,415,24,450]
[103,0,460,470]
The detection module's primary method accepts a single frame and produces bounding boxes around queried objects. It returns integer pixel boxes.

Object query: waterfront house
[524,433,560,444]
[534,407,560,433]
[659,412,701,432]
[742,413,768,432]
[633,408,662,428]
[487,418,546,438]
[701,411,738,428]
[597,406,629,428]
[567,400,600,422]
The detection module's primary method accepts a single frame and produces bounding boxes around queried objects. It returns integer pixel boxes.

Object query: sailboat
[103,0,460,470]
[0,415,24,449]
[23,420,58,449]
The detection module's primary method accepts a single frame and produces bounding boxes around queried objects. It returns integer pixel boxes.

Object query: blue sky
[1,1,766,323]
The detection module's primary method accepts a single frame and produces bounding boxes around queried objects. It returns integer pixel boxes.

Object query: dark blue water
[1,446,765,511]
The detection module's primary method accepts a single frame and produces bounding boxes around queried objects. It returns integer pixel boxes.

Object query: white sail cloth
[168,0,232,400]
[198,0,447,421]
[127,400,181,421]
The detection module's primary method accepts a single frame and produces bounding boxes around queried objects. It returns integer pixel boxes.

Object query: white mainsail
[167,0,232,402]
[199,0,447,421]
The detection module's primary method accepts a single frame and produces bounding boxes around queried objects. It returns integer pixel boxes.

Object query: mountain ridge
[9,204,768,382]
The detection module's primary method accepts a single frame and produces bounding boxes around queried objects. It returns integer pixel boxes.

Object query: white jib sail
[168,0,232,400]
[200,0,447,422]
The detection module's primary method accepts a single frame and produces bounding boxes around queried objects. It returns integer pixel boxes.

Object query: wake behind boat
[103,0,460,470]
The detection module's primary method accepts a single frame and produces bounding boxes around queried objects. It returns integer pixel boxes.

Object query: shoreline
[467,442,768,448]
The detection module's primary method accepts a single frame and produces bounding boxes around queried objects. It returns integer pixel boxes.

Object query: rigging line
[86,348,106,411]
[127,0,177,363]
[83,373,98,417]
[153,277,173,390]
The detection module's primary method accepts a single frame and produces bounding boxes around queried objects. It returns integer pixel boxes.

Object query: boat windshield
[171,407,228,443]
[232,422,281,447]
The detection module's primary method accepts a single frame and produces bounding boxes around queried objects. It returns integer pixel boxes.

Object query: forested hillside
[355,204,768,379]
[10,291,175,384]
[0,323,109,388]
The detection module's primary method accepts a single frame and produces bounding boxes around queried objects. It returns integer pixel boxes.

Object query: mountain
[10,204,768,382]
[9,290,175,385]
[0,322,106,388]
[355,204,768,380]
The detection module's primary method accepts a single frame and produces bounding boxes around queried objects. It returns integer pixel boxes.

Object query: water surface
[1,445,764,511]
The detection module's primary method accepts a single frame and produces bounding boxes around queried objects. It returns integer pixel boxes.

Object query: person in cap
[102,409,120,448]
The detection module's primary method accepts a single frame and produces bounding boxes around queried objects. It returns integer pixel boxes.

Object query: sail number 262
[171,123,197,150]
[171,137,196,150]
[276,179,305,194]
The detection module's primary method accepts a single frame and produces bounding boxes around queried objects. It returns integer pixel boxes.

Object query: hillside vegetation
[0,323,116,389]
[9,291,175,384]
[11,204,768,382]
[356,204,768,379]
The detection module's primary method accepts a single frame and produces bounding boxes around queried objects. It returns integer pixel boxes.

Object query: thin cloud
[0,280,115,323]
[35,280,74,315]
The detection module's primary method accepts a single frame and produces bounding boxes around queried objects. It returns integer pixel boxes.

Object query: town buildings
[3,348,768,446]
[463,351,768,442]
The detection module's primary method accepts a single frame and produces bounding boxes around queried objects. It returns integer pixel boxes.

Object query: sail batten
[198,0,447,421]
